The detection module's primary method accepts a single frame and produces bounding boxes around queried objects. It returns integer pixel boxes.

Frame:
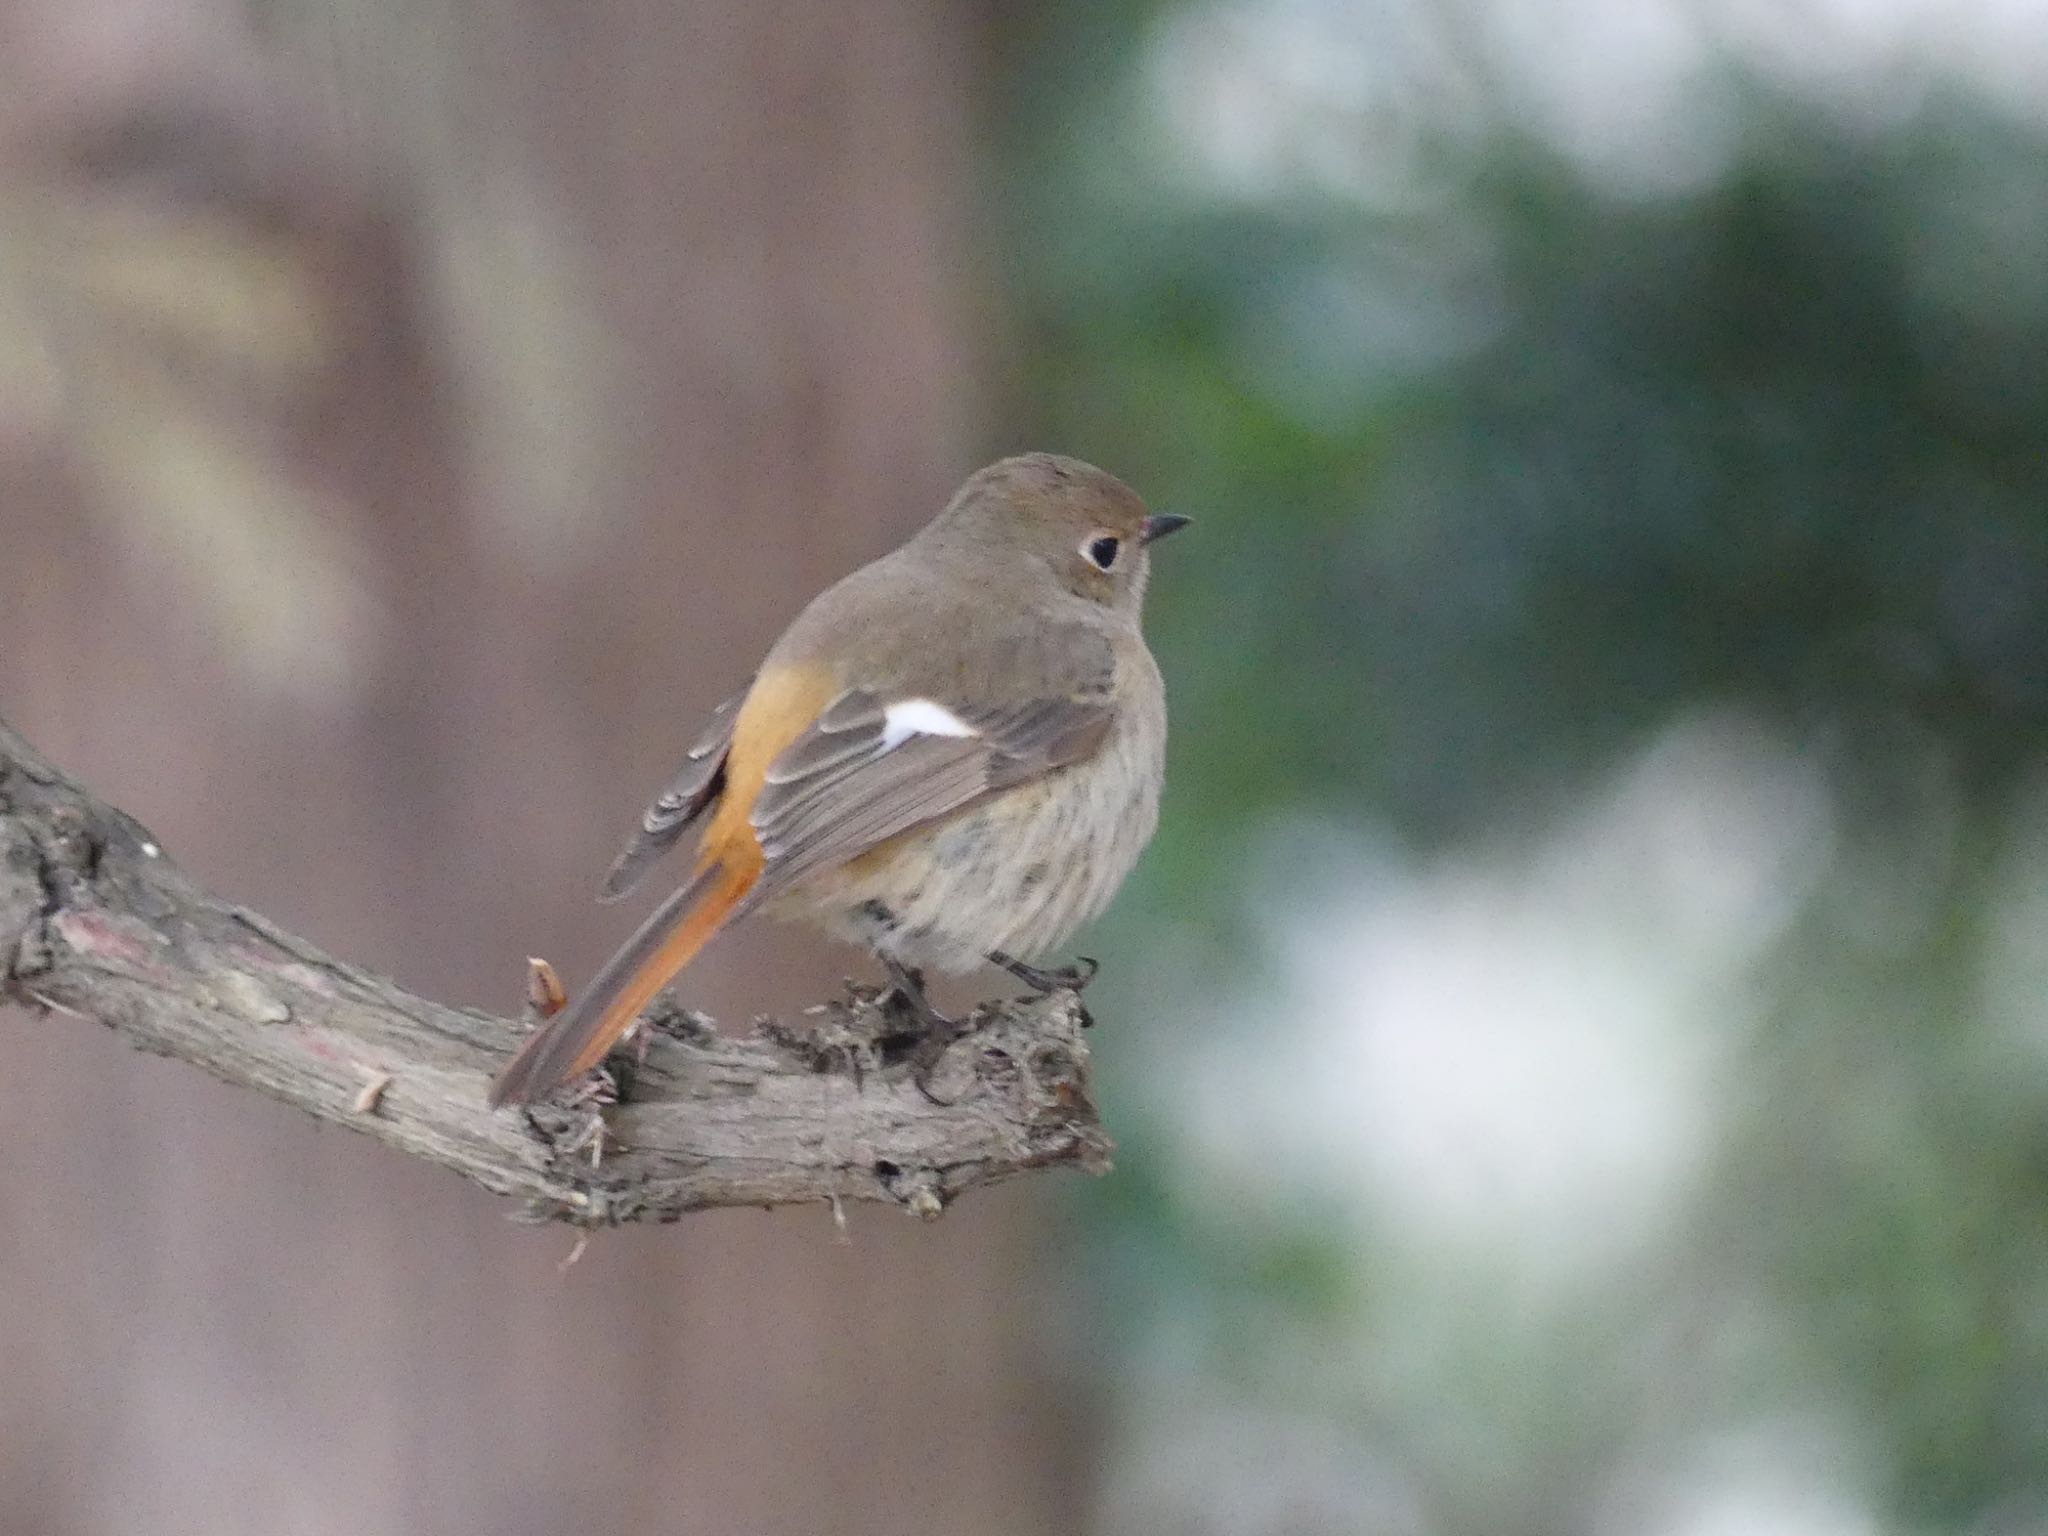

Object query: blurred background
[3,0,2047,1531]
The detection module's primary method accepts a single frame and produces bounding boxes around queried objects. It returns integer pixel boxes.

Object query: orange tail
[488,860,756,1106]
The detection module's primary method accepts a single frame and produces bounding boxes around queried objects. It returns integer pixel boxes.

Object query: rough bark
[0,714,1112,1225]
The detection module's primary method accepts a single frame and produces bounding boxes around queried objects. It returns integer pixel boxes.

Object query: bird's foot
[876,957,973,1104]
[989,950,1099,995]
[906,1024,972,1105]
[988,950,1097,1028]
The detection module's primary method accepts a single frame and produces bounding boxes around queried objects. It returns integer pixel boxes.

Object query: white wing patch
[881,698,979,751]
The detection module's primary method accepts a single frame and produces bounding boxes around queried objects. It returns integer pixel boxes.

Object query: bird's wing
[745,638,1118,899]
[598,685,748,902]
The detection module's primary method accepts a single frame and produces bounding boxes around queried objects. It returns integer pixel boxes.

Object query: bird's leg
[879,953,954,1036]
[988,950,1099,994]
[876,953,973,1104]
[862,902,956,1035]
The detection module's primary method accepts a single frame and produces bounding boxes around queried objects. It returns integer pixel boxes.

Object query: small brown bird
[488,452,1187,1106]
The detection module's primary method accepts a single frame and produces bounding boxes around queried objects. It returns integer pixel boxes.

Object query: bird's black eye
[1083,534,1121,571]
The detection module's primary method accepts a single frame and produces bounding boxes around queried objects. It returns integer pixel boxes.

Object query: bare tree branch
[0,715,1113,1225]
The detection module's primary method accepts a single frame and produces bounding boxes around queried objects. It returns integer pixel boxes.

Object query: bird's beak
[1141,512,1192,545]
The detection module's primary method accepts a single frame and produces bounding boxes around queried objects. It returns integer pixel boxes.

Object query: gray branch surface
[0,716,1112,1225]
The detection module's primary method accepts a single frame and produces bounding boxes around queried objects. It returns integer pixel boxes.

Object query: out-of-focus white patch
[1147,0,2048,208]
[881,699,977,750]
[1147,0,1477,207]
[1595,1421,1881,1536]
[1171,707,1836,1278]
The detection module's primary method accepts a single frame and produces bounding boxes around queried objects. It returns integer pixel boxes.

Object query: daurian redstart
[489,453,1186,1106]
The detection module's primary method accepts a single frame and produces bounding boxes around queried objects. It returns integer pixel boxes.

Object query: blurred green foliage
[994,4,2048,1530]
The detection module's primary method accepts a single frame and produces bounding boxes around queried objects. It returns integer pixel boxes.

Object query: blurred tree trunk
[0,3,1074,1534]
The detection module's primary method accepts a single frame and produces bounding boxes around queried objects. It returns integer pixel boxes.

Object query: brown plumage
[488,452,1186,1107]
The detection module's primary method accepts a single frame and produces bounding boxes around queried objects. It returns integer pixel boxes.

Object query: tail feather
[488,860,755,1106]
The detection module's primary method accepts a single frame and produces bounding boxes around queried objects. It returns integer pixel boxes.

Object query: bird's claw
[908,1020,969,1106]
